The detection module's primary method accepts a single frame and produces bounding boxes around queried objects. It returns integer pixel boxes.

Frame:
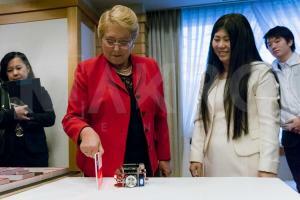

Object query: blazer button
[144,128,149,133]
[141,111,146,116]
[136,95,140,99]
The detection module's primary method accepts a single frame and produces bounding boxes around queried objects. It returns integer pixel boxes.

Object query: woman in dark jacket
[0,52,55,167]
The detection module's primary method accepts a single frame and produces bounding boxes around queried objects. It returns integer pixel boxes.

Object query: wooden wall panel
[0,8,67,25]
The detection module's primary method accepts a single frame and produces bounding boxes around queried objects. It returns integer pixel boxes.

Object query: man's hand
[189,162,203,177]
[283,117,300,133]
[80,127,104,158]
[159,160,172,177]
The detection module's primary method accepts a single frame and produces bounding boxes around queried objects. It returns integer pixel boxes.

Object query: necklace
[115,65,132,76]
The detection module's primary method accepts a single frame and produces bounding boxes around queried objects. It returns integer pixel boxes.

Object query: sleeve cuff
[258,159,279,174]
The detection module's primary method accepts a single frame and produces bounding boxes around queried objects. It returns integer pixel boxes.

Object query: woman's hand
[80,127,104,158]
[14,105,30,121]
[159,160,172,177]
[257,171,277,177]
[190,162,203,177]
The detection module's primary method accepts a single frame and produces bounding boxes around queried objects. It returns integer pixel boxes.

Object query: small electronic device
[114,163,146,188]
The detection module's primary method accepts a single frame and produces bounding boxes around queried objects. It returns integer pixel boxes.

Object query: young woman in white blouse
[190,13,280,177]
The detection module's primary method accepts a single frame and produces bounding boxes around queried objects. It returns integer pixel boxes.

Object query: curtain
[180,0,300,176]
[253,0,300,61]
[147,10,183,176]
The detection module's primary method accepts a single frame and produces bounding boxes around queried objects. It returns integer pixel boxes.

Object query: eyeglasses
[102,38,133,49]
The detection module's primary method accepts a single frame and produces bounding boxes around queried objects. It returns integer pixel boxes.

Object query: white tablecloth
[3,177,299,200]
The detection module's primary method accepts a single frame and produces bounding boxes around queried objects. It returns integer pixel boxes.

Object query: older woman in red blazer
[62,5,171,177]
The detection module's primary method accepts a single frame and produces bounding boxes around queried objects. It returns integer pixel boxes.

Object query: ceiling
[86,0,256,12]
[0,0,258,15]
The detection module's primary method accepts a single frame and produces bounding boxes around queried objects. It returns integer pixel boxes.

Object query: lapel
[204,77,220,152]
[131,55,143,93]
[207,78,219,121]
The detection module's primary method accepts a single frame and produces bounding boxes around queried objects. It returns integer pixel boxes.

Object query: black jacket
[0,86,55,166]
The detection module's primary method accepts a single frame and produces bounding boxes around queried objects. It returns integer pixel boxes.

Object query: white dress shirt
[272,52,300,124]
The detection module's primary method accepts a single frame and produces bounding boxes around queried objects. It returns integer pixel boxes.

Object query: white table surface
[2,177,299,200]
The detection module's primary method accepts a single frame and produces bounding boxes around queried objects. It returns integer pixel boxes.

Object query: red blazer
[62,54,171,177]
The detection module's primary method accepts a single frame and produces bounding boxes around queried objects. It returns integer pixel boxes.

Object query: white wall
[81,22,96,61]
[0,18,69,167]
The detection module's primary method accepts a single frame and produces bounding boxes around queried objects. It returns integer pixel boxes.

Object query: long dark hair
[201,13,262,139]
[0,52,35,82]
